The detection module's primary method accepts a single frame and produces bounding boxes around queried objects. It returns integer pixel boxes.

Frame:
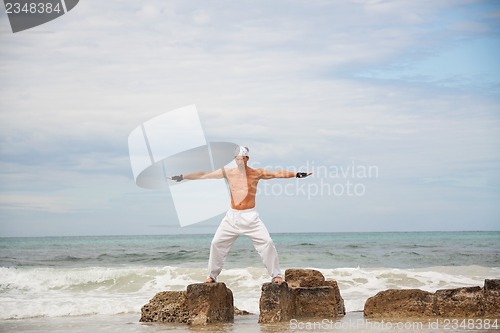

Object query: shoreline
[3,311,499,333]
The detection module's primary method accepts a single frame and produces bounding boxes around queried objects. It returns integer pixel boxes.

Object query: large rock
[364,279,500,319]
[259,269,345,323]
[186,283,234,325]
[363,289,434,318]
[292,286,344,318]
[140,282,234,325]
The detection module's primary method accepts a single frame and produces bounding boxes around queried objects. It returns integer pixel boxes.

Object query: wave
[0,265,498,320]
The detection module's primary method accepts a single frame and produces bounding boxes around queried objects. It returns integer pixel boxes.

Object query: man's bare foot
[272,276,283,284]
[204,277,215,283]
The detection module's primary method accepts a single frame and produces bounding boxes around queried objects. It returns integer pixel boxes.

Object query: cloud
[0,194,77,213]
[137,5,161,20]
[0,0,499,235]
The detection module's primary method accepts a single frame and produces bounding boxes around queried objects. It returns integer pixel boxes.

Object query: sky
[0,0,499,237]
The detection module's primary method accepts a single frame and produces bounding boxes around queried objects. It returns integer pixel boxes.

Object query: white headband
[235,146,249,157]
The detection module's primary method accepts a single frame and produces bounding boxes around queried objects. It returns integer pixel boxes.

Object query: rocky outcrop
[259,269,345,323]
[364,279,500,319]
[140,282,234,325]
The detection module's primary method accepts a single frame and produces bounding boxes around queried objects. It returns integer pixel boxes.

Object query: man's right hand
[169,175,184,182]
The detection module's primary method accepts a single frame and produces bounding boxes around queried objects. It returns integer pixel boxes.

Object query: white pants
[208,208,282,281]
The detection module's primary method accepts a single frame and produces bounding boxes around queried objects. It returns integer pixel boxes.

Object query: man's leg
[207,214,239,282]
[245,216,282,281]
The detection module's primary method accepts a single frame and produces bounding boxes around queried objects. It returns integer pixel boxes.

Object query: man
[170,146,311,284]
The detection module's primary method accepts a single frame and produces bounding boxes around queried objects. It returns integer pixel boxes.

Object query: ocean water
[0,232,499,329]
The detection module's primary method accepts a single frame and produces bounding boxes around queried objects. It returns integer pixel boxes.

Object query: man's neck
[237,165,249,173]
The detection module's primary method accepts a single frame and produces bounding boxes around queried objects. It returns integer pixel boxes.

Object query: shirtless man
[170,146,311,284]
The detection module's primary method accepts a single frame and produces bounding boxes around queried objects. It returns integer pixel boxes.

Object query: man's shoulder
[223,167,262,176]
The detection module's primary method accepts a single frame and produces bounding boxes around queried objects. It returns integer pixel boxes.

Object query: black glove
[296,172,309,178]
[171,175,184,182]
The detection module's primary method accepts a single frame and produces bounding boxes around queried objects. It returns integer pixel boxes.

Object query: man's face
[235,156,247,168]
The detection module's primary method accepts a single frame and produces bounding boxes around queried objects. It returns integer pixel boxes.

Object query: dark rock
[484,279,500,291]
[484,279,500,317]
[258,282,293,323]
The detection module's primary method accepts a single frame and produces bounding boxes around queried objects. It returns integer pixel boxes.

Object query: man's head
[234,146,249,168]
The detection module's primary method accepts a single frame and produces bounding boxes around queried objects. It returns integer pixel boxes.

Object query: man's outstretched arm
[259,169,312,180]
[168,169,224,182]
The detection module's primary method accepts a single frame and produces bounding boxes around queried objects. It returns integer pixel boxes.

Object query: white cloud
[1,0,499,235]
[0,194,76,213]
[137,5,161,20]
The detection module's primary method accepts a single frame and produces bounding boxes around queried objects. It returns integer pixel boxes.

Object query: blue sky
[0,0,499,237]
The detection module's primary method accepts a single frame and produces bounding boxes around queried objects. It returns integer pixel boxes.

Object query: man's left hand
[296,172,312,178]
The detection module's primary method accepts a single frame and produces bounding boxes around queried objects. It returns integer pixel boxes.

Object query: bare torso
[224,167,262,210]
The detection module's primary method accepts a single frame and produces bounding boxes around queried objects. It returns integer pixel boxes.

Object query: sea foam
[0,265,497,319]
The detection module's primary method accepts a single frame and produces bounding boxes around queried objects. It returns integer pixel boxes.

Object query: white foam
[321,265,499,311]
[1,265,498,319]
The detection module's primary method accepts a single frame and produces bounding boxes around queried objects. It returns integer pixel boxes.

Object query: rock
[234,307,252,316]
[258,282,293,323]
[324,280,346,317]
[140,283,234,325]
[186,283,234,325]
[285,269,325,287]
[483,279,500,317]
[433,287,484,317]
[364,279,500,319]
[292,286,345,318]
[364,289,434,319]
[140,291,189,323]
[259,269,345,323]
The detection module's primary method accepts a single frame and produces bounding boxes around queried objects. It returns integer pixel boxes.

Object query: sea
[1,231,499,332]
